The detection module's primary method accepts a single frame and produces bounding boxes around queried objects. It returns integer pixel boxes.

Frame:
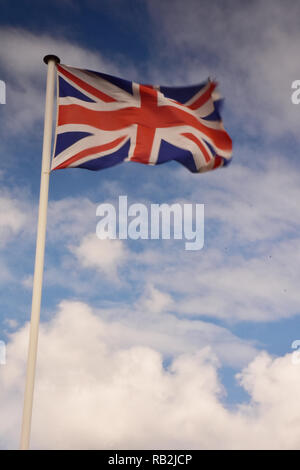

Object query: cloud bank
[0,300,299,449]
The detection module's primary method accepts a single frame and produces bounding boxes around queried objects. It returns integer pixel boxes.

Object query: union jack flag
[52,64,232,173]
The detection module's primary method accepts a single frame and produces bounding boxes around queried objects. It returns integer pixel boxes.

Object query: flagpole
[20,54,60,450]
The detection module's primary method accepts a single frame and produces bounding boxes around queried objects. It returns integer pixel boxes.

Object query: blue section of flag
[222,157,231,167]
[54,131,93,157]
[59,76,96,102]
[78,140,131,171]
[160,83,206,104]
[203,99,223,121]
[86,70,133,96]
[204,140,216,156]
[157,140,197,173]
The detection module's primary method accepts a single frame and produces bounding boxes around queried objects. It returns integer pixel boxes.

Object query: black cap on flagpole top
[43,54,60,65]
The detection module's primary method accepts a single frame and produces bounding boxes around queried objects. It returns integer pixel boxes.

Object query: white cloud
[23,156,299,324]
[202,159,300,243]
[147,0,300,138]
[147,236,300,322]
[1,156,299,324]
[0,186,35,284]
[70,233,128,280]
[21,275,33,290]
[0,194,25,281]
[47,197,97,243]
[137,158,299,322]
[0,300,299,449]
[136,284,174,314]
[0,27,137,135]
[4,318,19,330]
[0,195,28,247]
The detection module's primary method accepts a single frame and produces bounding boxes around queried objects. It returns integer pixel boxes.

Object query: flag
[52,64,232,173]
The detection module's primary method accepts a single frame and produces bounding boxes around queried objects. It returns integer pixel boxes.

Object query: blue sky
[0,0,300,450]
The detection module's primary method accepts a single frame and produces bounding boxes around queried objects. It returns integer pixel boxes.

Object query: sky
[0,0,300,450]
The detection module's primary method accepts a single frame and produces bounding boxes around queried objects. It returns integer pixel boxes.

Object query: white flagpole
[20,54,60,450]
